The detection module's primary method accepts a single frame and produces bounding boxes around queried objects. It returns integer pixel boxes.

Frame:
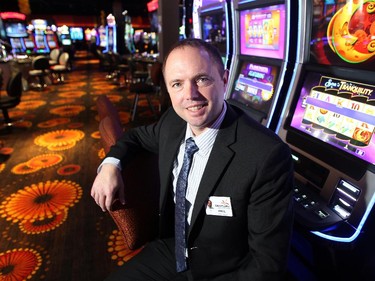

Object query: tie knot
[185,137,199,156]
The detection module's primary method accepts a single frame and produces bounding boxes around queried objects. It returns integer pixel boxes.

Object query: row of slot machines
[193,0,375,278]
[0,12,60,56]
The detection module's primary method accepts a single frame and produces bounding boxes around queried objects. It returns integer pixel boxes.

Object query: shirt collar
[184,102,227,155]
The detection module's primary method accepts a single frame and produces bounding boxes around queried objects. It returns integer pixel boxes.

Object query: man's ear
[223,69,229,85]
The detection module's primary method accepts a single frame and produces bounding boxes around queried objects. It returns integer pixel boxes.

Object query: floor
[0,51,159,281]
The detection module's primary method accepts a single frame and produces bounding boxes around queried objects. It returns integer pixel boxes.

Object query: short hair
[162,38,225,76]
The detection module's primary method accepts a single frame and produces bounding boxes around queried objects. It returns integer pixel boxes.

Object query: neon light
[311,190,375,243]
[0,12,26,21]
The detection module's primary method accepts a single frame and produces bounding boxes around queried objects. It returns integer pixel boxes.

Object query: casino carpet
[0,51,159,281]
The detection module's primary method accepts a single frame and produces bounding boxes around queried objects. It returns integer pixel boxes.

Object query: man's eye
[197,77,212,86]
[171,82,181,88]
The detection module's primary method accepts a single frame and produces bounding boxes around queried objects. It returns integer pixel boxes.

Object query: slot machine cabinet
[104,14,117,53]
[31,19,50,54]
[0,12,28,56]
[69,27,85,51]
[46,26,59,51]
[97,25,107,51]
[193,0,233,70]
[225,0,296,130]
[276,0,375,279]
[57,25,73,56]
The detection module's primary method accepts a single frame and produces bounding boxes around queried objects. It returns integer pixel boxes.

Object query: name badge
[206,196,233,217]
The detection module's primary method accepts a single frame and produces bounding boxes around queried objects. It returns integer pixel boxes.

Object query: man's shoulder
[227,105,285,146]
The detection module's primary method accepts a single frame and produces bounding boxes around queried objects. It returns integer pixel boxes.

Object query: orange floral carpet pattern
[0,53,158,281]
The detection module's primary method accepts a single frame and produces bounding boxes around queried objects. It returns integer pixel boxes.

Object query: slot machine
[225,0,296,130]
[276,0,375,279]
[104,14,117,53]
[0,12,28,56]
[192,0,233,70]
[46,25,59,51]
[23,27,36,55]
[69,26,84,50]
[58,25,72,49]
[97,25,107,51]
[31,19,50,54]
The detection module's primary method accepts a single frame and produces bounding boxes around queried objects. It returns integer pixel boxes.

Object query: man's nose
[184,82,199,100]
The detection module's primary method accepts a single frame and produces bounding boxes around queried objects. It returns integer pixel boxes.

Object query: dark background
[0,0,150,17]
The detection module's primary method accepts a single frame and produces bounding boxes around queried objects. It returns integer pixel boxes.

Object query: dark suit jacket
[107,103,294,281]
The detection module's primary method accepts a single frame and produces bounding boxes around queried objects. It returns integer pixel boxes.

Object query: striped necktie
[175,137,199,272]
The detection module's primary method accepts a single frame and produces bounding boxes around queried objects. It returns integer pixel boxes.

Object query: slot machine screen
[70,27,84,40]
[47,34,56,48]
[310,0,375,71]
[5,23,28,38]
[62,39,71,46]
[229,59,280,115]
[24,37,35,49]
[285,69,375,169]
[35,34,46,49]
[239,4,286,60]
[200,11,226,54]
[10,38,22,49]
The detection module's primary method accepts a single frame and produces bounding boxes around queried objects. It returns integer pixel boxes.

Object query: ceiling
[0,0,151,17]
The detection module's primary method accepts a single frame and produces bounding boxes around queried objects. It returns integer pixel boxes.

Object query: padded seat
[28,55,50,90]
[50,52,70,83]
[0,72,23,128]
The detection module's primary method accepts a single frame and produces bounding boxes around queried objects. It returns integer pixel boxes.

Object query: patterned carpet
[0,51,159,281]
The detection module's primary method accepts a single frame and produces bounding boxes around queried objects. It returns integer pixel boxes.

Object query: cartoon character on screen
[327,0,375,64]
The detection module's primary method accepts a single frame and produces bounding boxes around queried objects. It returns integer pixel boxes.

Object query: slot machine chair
[49,48,61,66]
[50,52,70,84]
[0,72,23,129]
[128,61,162,122]
[111,52,130,87]
[96,95,159,251]
[28,56,51,90]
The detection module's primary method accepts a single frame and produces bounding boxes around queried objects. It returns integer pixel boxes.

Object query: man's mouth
[187,103,207,112]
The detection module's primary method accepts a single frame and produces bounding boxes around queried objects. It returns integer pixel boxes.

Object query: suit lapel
[189,106,238,234]
[159,122,186,212]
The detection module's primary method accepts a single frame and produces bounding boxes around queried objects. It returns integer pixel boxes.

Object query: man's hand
[91,163,125,212]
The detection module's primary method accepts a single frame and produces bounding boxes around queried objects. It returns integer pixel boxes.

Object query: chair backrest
[32,56,50,70]
[50,48,60,61]
[58,52,69,66]
[7,71,23,98]
[97,95,159,250]
[150,61,163,87]
[0,68,3,90]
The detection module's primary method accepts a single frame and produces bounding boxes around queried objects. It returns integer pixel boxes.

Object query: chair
[97,95,159,250]
[49,48,61,66]
[0,71,23,128]
[128,61,162,122]
[111,52,130,87]
[50,52,70,83]
[28,55,50,90]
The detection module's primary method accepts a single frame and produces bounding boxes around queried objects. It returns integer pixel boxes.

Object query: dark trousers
[105,238,193,281]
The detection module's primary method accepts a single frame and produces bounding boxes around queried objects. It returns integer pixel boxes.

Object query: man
[91,38,294,281]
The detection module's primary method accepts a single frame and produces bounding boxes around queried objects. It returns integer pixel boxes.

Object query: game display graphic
[240,4,286,59]
[290,71,375,165]
[310,0,375,70]
[230,61,279,114]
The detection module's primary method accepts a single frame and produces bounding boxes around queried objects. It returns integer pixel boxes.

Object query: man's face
[164,46,228,136]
